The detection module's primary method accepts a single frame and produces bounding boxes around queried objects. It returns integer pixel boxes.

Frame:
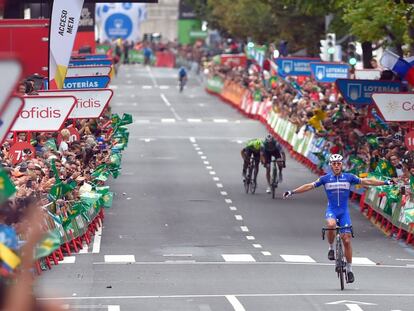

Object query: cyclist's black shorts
[262,149,282,165]
[242,148,260,162]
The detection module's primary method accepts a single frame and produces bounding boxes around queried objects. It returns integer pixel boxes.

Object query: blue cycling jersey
[179,67,187,78]
[313,173,361,210]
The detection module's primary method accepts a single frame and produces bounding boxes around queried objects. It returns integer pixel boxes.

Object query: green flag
[0,169,16,204]
[102,192,113,208]
[45,139,57,151]
[374,159,396,178]
[35,229,62,259]
[366,135,379,148]
[120,113,133,125]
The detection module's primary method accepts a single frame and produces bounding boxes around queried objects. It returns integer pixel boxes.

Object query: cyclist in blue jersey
[178,66,188,92]
[283,154,396,283]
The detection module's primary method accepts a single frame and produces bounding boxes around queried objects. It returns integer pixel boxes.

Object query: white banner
[0,59,22,115]
[66,66,112,77]
[12,96,77,132]
[0,97,24,144]
[49,0,84,89]
[95,3,147,42]
[372,93,414,122]
[355,69,381,80]
[38,89,113,119]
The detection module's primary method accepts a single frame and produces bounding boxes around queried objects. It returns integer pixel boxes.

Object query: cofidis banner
[310,62,349,83]
[275,57,319,77]
[39,89,113,119]
[49,0,84,89]
[336,79,403,105]
[63,76,110,89]
[12,96,77,132]
[372,93,414,122]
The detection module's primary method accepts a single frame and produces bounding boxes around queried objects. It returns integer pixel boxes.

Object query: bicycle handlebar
[321,226,354,240]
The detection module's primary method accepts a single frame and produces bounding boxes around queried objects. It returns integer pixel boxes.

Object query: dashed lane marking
[280,255,316,263]
[225,199,233,204]
[240,226,249,232]
[159,85,170,89]
[161,118,176,123]
[235,215,243,221]
[142,85,152,89]
[262,251,272,256]
[108,306,120,311]
[353,257,376,265]
[222,254,256,262]
[213,119,229,123]
[252,244,262,249]
[229,206,237,211]
[213,177,220,181]
[188,118,202,123]
[246,236,255,240]
[216,183,223,188]
[104,255,136,263]
[220,191,228,196]
[61,256,76,264]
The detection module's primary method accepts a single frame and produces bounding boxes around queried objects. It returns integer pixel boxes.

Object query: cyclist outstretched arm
[291,182,315,194]
[360,177,396,186]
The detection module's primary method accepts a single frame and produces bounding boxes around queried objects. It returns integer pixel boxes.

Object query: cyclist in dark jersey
[283,153,396,283]
[261,134,286,193]
[241,138,262,182]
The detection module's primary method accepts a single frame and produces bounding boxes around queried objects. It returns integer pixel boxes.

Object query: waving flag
[49,0,84,89]
[380,50,414,85]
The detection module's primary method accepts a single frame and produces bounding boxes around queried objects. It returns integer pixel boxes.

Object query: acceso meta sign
[38,89,113,119]
[336,79,403,105]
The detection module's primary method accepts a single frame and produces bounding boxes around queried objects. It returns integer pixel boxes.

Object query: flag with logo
[0,169,16,204]
[35,229,62,259]
[49,0,85,89]
[380,50,414,85]
[374,159,396,178]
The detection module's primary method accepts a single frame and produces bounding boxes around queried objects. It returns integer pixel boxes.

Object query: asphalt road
[37,66,414,311]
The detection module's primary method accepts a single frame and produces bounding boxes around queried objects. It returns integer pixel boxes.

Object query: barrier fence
[206,75,414,245]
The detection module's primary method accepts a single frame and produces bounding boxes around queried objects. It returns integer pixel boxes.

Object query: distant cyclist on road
[178,66,188,92]
[261,134,286,193]
[283,153,396,283]
[241,138,262,182]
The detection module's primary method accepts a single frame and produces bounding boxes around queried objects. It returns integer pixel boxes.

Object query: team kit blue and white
[313,173,361,232]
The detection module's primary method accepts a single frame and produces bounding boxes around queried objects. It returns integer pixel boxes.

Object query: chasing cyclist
[261,134,286,193]
[283,153,396,283]
[178,66,188,92]
[241,138,262,183]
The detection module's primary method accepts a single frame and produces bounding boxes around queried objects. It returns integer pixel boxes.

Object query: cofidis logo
[20,107,61,119]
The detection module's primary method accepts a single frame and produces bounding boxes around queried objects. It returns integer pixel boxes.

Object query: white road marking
[226,295,246,311]
[225,199,233,204]
[220,191,228,196]
[213,119,229,123]
[203,161,209,165]
[240,226,249,232]
[262,251,272,256]
[160,93,171,105]
[142,85,152,89]
[187,118,202,123]
[216,183,223,188]
[164,260,196,263]
[135,120,150,124]
[132,103,137,106]
[146,65,158,87]
[108,306,120,311]
[222,254,255,262]
[352,257,376,265]
[61,256,76,264]
[213,177,219,181]
[79,243,89,254]
[159,85,170,89]
[209,171,216,175]
[280,255,316,263]
[198,151,203,155]
[206,166,212,170]
[235,215,243,220]
[40,293,414,301]
[170,107,182,120]
[195,147,201,151]
[104,255,136,263]
[229,206,237,211]
[201,156,207,160]
[92,226,102,254]
[161,118,176,123]
[189,137,196,143]
[246,236,255,240]
[252,244,262,249]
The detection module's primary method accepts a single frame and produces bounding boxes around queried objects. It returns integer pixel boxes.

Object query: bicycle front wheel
[271,164,277,199]
[336,242,345,290]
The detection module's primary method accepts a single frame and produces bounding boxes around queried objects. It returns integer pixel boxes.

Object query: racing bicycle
[244,155,258,194]
[322,225,354,290]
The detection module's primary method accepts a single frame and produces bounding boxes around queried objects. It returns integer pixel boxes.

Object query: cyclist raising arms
[283,154,395,283]
[261,134,286,193]
[241,138,262,182]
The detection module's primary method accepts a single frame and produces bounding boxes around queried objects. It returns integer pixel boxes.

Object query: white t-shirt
[59,141,68,154]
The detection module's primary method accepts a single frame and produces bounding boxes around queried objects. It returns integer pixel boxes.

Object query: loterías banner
[49,0,84,89]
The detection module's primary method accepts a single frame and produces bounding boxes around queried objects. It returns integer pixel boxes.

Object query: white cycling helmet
[329,153,343,163]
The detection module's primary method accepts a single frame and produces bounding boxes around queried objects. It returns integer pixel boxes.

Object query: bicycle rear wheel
[271,163,278,199]
[250,163,257,194]
[244,177,250,193]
